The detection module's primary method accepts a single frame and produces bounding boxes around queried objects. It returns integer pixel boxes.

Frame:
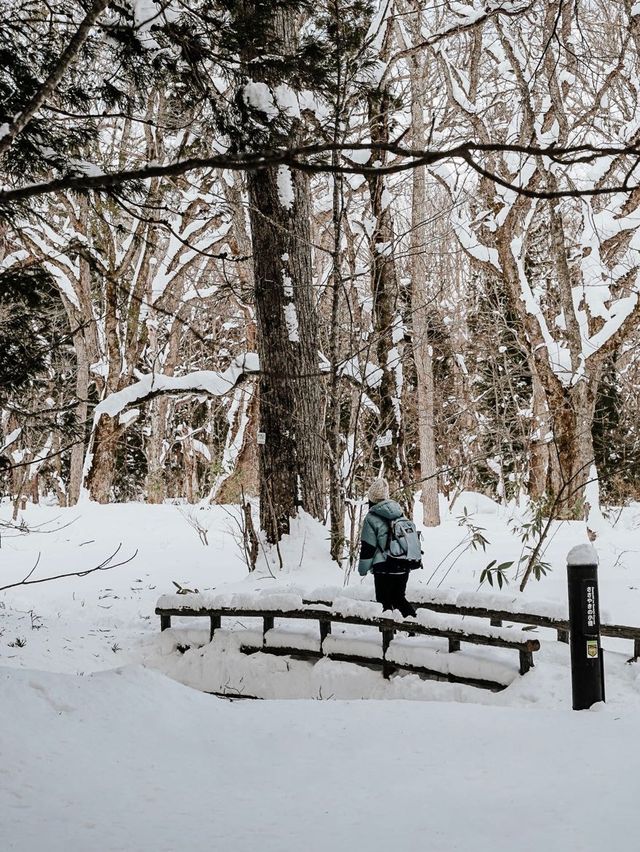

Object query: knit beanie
[367,477,390,504]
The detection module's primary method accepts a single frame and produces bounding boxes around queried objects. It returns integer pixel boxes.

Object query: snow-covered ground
[3,663,640,852]
[2,494,640,850]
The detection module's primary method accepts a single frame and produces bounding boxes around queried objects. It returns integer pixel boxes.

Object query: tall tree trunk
[528,365,549,500]
[326,24,347,562]
[85,252,121,501]
[365,86,410,505]
[247,162,325,540]
[216,177,260,503]
[68,330,89,504]
[242,9,325,542]
[327,167,346,562]
[546,375,601,519]
[146,396,169,504]
[68,200,97,504]
[408,29,440,527]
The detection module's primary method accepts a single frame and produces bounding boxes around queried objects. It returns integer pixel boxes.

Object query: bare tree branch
[0,543,138,593]
[4,140,640,206]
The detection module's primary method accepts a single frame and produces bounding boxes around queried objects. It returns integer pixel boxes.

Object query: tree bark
[86,413,121,503]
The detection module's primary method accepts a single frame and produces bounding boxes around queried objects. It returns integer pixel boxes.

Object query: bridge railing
[155,591,541,691]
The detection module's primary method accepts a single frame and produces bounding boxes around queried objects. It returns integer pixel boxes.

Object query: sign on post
[566,544,605,710]
[376,431,392,448]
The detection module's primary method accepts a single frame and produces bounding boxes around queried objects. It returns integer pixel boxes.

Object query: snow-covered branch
[93,353,260,419]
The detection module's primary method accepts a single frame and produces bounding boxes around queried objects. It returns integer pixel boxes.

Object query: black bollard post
[567,544,605,710]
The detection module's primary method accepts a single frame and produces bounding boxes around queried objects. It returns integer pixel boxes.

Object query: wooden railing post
[263,615,274,646]
[519,650,533,675]
[448,638,460,653]
[319,619,331,651]
[382,627,395,679]
[160,614,171,631]
[210,614,221,641]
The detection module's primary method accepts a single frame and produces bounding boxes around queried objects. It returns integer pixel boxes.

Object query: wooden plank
[600,623,640,641]
[156,608,210,618]
[386,658,508,692]
[239,645,508,692]
[241,645,322,663]
[303,599,572,633]
[159,601,640,642]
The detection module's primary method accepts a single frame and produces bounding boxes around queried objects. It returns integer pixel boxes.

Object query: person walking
[358,477,418,618]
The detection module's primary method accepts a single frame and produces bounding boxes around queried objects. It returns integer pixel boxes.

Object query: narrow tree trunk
[85,252,121,502]
[146,396,169,504]
[327,88,347,561]
[68,331,89,504]
[408,35,440,527]
[528,365,549,500]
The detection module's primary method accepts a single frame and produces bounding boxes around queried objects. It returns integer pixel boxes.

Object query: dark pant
[374,571,416,618]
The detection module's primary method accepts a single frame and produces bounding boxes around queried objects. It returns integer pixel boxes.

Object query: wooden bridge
[155,591,546,692]
[156,584,640,695]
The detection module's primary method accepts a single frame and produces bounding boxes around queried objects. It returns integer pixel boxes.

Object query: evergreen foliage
[0,265,65,392]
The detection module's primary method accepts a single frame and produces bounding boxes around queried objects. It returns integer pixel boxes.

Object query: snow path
[2,664,638,852]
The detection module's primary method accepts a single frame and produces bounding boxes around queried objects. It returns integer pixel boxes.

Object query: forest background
[3,0,640,576]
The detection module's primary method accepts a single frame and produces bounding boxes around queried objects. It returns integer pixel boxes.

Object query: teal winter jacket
[358,499,404,576]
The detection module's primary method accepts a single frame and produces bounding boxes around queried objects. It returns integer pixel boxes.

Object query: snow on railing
[155,589,539,644]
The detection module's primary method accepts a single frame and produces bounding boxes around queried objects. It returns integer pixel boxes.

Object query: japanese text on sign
[585,584,596,629]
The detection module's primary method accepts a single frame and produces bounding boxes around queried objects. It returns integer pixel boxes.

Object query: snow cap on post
[367,477,389,504]
[567,544,599,566]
